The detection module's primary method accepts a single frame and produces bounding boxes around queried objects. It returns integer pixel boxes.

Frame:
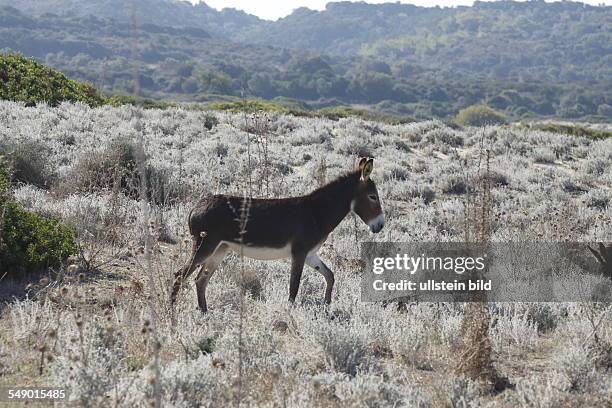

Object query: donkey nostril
[370,222,384,233]
[368,214,385,233]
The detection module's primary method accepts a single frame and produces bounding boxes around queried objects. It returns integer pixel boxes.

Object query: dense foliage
[528,123,612,140]
[455,105,507,127]
[208,99,413,123]
[0,160,76,278]
[0,1,610,121]
[0,54,105,107]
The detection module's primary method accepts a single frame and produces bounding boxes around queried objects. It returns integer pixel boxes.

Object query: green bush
[0,162,76,278]
[0,158,9,194]
[317,106,413,124]
[455,105,508,127]
[208,99,308,116]
[530,123,611,140]
[106,94,176,110]
[0,54,106,107]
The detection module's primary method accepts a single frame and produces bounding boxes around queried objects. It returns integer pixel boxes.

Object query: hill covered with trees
[0,0,610,121]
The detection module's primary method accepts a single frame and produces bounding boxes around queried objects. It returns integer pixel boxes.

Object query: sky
[195,0,611,20]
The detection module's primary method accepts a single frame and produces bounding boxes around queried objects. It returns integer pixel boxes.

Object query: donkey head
[352,158,384,233]
[587,243,612,279]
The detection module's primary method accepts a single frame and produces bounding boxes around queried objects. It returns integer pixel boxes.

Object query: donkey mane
[304,170,362,236]
[307,170,361,199]
[200,169,362,206]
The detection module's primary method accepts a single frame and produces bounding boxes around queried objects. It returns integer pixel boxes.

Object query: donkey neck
[306,171,360,236]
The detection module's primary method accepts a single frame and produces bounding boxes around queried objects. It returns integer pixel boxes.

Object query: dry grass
[0,101,611,406]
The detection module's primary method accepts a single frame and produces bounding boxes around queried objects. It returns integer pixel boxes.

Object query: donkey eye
[368,194,378,201]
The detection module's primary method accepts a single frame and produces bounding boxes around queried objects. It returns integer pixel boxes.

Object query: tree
[597,104,612,118]
[247,73,275,98]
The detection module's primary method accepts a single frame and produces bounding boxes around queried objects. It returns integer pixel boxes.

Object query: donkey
[170,158,384,312]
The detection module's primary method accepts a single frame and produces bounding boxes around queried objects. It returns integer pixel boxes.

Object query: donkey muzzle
[369,214,385,233]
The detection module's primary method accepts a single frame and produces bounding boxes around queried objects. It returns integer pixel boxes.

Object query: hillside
[0,1,610,121]
[0,0,261,37]
[241,1,611,80]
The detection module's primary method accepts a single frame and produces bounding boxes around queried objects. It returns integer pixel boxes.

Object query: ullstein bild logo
[360,242,612,303]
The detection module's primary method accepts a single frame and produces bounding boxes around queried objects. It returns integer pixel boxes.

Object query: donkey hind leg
[170,236,219,306]
[306,253,335,304]
[195,244,228,313]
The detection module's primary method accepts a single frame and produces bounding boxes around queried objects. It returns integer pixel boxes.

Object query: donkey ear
[361,158,374,180]
[357,157,368,171]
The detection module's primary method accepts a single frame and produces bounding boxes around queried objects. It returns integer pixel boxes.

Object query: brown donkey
[170,158,384,312]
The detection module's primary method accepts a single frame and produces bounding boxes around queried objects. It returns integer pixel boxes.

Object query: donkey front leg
[306,253,335,304]
[288,253,306,303]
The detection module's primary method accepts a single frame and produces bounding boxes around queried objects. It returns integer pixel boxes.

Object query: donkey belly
[223,241,292,261]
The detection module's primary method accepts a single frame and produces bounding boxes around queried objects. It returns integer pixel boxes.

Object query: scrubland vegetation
[0,100,611,406]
